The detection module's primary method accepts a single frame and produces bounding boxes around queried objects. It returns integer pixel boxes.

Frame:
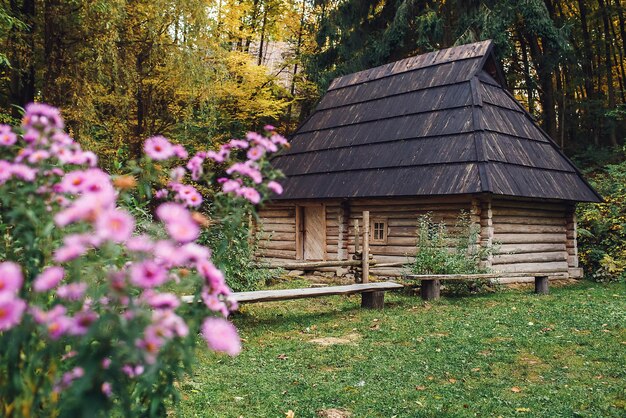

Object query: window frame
[370,217,388,244]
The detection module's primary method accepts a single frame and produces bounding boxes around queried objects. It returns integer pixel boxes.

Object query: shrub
[578,154,626,282]
[0,104,286,416]
[408,212,496,294]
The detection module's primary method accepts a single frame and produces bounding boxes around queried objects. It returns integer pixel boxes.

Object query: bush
[578,153,626,282]
[0,104,286,416]
[408,212,496,294]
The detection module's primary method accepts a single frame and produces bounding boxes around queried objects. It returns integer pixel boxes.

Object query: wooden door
[303,205,326,261]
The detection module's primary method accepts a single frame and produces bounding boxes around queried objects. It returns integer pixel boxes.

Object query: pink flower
[264,124,276,131]
[46,314,72,339]
[68,310,98,335]
[267,181,283,195]
[170,166,185,182]
[229,139,249,149]
[23,103,64,131]
[206,149,229,163]
[226,162,262,184]
[270,133,288,146]
[130,260,168,288]
[122,364,144,378]
[146,292,180,310]
[180,243,210,264]
[173,144,188,159]
[0,295,26,331]
[0,262,23,295]
[186,154,205,180]
[27,150,50,163]
[60,170,88,193]
[57,282,87,301]
[201,317,241,356]
[155,188,168,199]
[33,266,65,292]
[126,235,154,252]
[96,209,134,242]
[197,260,226,292]
[0,160,12,183]
[10,164,37,181]
[202,292,229,317]
[222,179,241,193]
[144,136,174,160]
[101,382,112,397]
[247,146,265,161]
[136,333,163,364]
[156,202,189,223]
[53,244,87,263]
[166,219,200,243]
[238,187,261,204]
[0,126,17,146]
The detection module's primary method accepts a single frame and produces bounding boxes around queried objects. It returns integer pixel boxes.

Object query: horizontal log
[491,209,564,218]
[491,216,565,225]
[258,209,295,218]
[182,282,404,304]
[258,232,294,241]
[256,249,296,259]
[494,233,565,244]
[258,223,295,233]
[494,224,566,234]
[258,216,294,224]
[258,240,296,251]
[492,251,567,265]
[493,261,569,273]
[497,243,567,254]
[403,271,568,280]
[267,260,362,269]
[491,201,566,212]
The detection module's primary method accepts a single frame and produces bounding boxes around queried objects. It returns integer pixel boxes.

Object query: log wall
[256,195,580,280]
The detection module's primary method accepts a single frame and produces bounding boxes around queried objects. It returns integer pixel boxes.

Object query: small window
[371,218,388,243]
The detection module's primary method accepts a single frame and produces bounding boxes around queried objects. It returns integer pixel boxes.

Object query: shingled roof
[273,40,601,202]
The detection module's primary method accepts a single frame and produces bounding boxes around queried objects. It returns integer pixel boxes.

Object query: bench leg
[361,291,385,309]
[534,276,549,295]
[421,279,440,301]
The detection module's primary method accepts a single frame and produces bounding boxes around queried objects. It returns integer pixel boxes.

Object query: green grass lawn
[178,281,626,417]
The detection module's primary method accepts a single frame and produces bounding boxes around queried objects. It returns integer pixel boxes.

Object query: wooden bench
[182,281,404,310]
[403,272,568,300]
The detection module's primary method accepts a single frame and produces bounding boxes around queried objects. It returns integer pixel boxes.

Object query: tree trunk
[577,0,599,146]
[599,0,618,146]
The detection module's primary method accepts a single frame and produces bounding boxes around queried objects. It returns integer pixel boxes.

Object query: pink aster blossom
[202,292,229,317]
[23,103,64,131]
[270,133,288,145]
[170,166,186,182]
[201,317,241,356]
[46,314,72,340]
[267,180,283,195]
[130,260,168,288]
[10,164,37,181]
[226,162,262,184]
[0,160,12,183]
[68,310,98,336]
[197,260,226,292]
[96,208,135,242]
[186,153,205,180]
[33,266,65,292]
[126,235,154,253]
[264,124,276,131]
[229,139,249,149]
[53,243,87,263]
[180,242,210,264]
[0,295,26,331]
[173,144,188,159]
[247,146,265,161]
[27,150,50,164]
[238,187,261,204]
[206,149,229,163]
[222,179,241,193]
[165,218,200,243]
[122,364,144,378]
[144,136,174,160]
[156,202,189,223]
[0,262,23,295]
[0,126,17,146]
[57,282,88,301]
[59,170,88,193]
[145,292,180,310]
[101,382,112,398]
[155,188,168,199]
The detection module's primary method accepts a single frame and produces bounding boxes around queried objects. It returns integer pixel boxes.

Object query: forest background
[2,0,626,279]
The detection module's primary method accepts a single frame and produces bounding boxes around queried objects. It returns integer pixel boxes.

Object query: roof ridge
[328,40,493,91]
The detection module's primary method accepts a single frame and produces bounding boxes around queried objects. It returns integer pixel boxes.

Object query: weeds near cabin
[409,212,498,294]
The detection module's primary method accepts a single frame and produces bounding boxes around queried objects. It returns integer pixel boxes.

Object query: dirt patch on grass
[309,333,361,346]
[317,408,352,418]
[513,352,551,382]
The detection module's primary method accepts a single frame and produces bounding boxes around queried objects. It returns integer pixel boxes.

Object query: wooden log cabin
[257,40,601,280]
